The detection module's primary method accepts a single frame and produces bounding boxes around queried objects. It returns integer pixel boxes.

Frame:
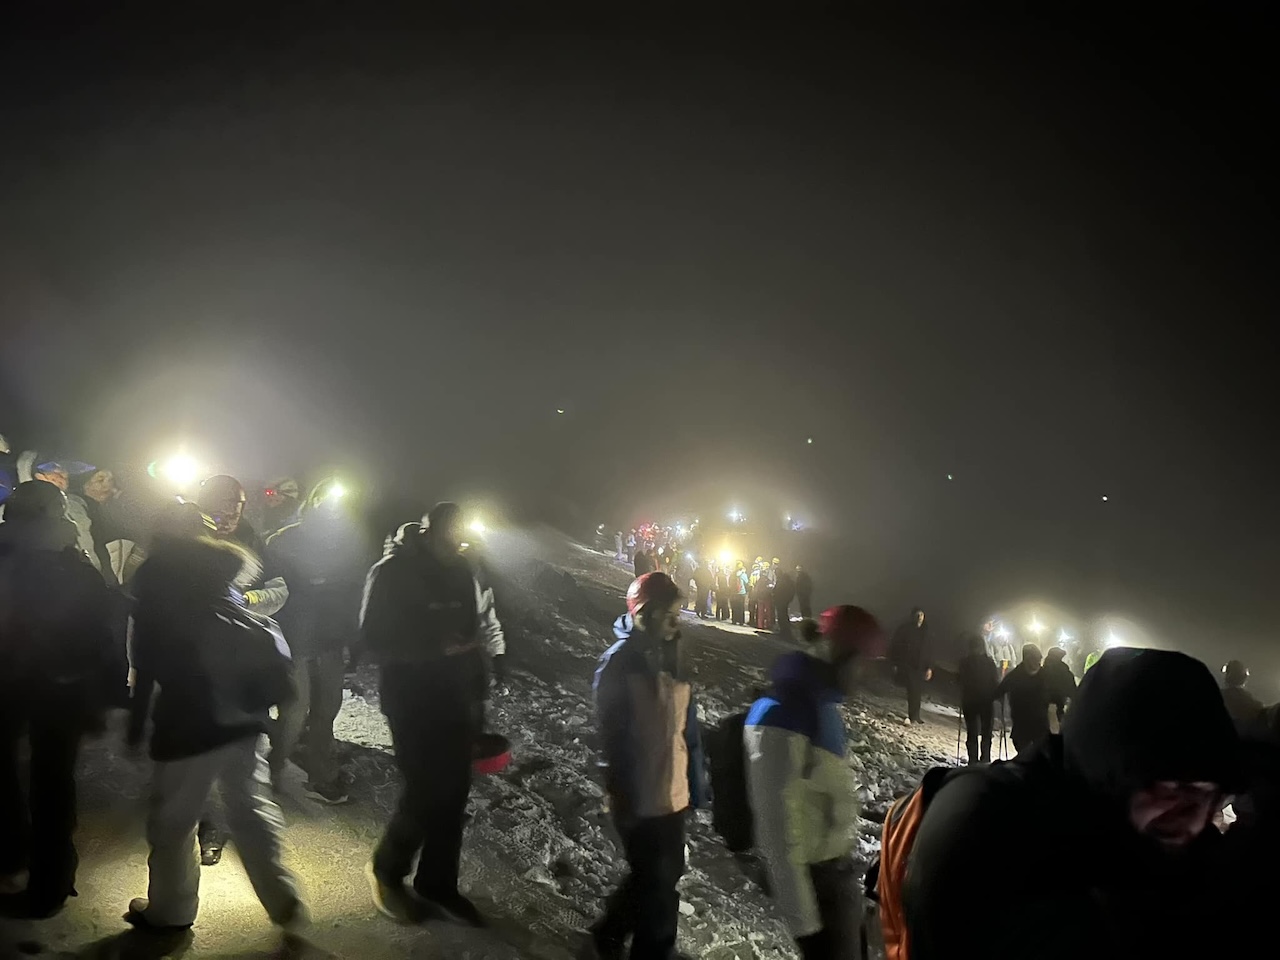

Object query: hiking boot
[197,823,224,866]
[124,897,194,931]
[365,863,427,924]
[578,927,625,960]
[416,889,487,928]
[303,779,349,805]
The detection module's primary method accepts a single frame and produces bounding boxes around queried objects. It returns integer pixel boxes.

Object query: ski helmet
[1222,660,1249,687]
[820,605,884,662]
[198,475,246,507]
[626,571,681,617]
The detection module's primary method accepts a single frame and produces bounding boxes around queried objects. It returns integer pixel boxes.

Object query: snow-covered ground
[0,525,964,959]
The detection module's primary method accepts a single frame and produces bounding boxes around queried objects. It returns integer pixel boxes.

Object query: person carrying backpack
[587,571,705,960]
[886,648,1241,960]
[124,534,303,933]
[745,605,884,960]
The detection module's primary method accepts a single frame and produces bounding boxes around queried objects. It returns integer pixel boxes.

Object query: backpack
[708,711,754,852]
[864,766,953,960]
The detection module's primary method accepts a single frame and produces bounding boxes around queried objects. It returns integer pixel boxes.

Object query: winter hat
[626,571,681,616]
[3,479,67,523]
[1046,646,1068,663]
[820,605,884,662]
[1022,643,1043,666]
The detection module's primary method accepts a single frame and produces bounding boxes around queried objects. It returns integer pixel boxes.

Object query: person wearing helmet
[261,478,302,538]
[0,481,113,917]
[1221,660,1263,733]
[265,478,377,804]
[197,475,288,618]
[587,572,706,960]
[732,561,750,625]
[359,502,504,927]
[746,605,884,959]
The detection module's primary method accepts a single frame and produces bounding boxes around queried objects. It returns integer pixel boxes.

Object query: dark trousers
[270,650,346,785]
[0,697,82,903]
[731,597,746,625]
[795,860,864,960]
[904,670,923,723]
[962,702,994,764]
[594,812,686,960]
[715,594,729,621]
[776,602,794,640]
[373,669,478,899]
[1011,726,1046,757]
[798,595,813,620]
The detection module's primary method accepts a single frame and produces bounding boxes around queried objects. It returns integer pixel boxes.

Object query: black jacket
[0,517,113,723]
[633,551,654,578]
[128,537,295,762]
[905,649,1242,960]
[1042,658,1078,714]
[794,571,813,600]
[993,664,1052,742]
[772,571,796,607]
[958,652,999,707]
[267,513,375,658]
[891,619,932,672]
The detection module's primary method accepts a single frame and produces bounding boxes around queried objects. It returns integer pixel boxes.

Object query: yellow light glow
[162,454,200,488]
[469,519,486,535]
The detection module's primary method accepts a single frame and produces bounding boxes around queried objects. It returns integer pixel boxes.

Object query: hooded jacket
[993,662,1053,743]
[958,651,999,707]
[0,516,113,717]
[745,650,858,939]
[128,537,295,762]
[14,451,101,574]
[891,611,931,672]
[360,522,504,670]
[904,649,1241,960]
[594,614,705,821]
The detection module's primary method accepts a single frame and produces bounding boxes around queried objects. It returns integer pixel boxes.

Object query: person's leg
[143,751,221,926]
[979,704,994,763]
[0,703,30,882]
[304,651,346,788]
[410,694,476,901]
[963,707,980,765]
[371,703,431,884]
[270,655,313,779]
[905,673,922,723]
[805,861,863,960]
[25,707,82,905]
[218,737,302,924]
[628,813,685,960]
[592,817,639,953]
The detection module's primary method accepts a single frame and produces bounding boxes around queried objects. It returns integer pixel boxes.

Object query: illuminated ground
[0,527,963,959]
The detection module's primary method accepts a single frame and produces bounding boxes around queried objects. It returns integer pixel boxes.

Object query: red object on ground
[473,732,512,775]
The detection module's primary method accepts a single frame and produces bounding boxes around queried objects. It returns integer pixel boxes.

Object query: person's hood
[383,521,425,559]
[16,450,38,484]
[769,649,842,706]
[137,535,258,603]
[1063,648,1243,800]
[0,516,79,553]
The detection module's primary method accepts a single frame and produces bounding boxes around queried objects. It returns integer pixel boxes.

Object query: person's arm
[745,719,823,939]
[993,670,1012,702]
[245,577,289,618]
[358,557,396,661]
[593,653,636,814]
[684,690,706,808]
[476,578,505,658]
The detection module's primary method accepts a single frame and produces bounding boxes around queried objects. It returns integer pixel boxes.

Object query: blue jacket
[745,651,858,938]
[594,614,705,819]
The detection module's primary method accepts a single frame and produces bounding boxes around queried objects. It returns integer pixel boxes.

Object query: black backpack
[708,710,754,852]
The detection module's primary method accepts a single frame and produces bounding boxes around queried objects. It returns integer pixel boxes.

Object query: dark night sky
[1,8,1275,682]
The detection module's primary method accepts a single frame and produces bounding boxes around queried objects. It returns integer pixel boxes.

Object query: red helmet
[626,572,681,617]
[820,605,885,661]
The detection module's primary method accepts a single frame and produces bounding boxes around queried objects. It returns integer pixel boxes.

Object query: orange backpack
[865,767,953,960]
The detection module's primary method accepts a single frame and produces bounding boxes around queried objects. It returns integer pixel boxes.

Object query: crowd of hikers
[2,434,1278,960]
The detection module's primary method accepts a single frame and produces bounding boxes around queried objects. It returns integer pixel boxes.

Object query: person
[692,559,712,619]
[890,608,932,725]
[746,605,883,960]
[755,562,775,630]
[992,644,1052,755]
[773,565,796,640]
[904,648,1242,960]
[265,477,374,803]
[614,531,625,562]
[794,565,814,619]
[626,530,637,563]
[360,502,504,926]
[1042,646,1078,727]
[12,452,101,574]
[588,572,704,960]
[124,532,303,933]
[732,562,749,626]
[0,481,113,917]
[261,478,302,538]
[633,546,654,579]
[957,634,999,765]
[194,474,289,865]
[748,562,762,626]
[1220,660,1263,733]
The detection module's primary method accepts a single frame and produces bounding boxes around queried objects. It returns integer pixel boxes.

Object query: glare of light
[328,481,347,500]
[1101,495,1109,502]
[718,549,732,565]
[995,625,1011,639]
[469,519,486,535]
[806,437,814,445]
[728,509,740,522]
[556,408,566,415]
[1105,630,1122,648]
[947,474,954,481]
[1027,616,1046,636]
[161,454,200,488]
[676,524,686,536]
[657,546,664,556]
[1058,628,1072,644]
[685,552,693,561]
